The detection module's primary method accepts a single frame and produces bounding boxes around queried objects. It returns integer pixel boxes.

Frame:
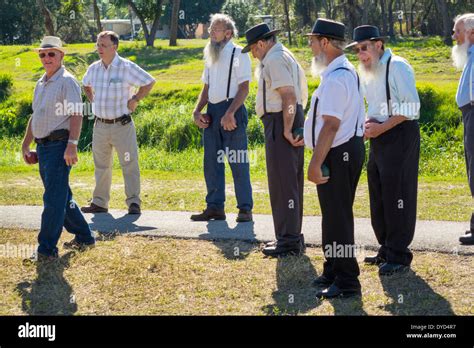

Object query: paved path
[0,205,472,255]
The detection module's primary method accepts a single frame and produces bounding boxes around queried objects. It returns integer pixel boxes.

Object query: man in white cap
[21,36,95,262]
[81,31,155,215]
[452,13,474,245]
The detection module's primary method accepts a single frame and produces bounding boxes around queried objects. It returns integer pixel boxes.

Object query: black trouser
[261,105,304,248]
[368,120,420,266]
[317,136,365,290]
[461,103,474,231]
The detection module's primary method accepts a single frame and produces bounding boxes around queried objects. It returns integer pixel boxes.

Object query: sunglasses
[39,52,57,58]
[352,44,370,54]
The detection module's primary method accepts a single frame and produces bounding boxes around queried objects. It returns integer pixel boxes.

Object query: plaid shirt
[82,54,155,119]
[31,66,82,139]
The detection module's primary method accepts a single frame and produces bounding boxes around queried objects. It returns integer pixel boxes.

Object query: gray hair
[454,13,474,31]
[209,13,238,38]
[329,38,347,50]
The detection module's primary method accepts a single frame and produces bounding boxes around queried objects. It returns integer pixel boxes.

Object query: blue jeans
[203,99,253,211]
[37,140,95,256]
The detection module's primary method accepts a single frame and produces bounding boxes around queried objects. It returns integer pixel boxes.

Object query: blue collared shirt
[456,45,474,108]
[363,48,420,122]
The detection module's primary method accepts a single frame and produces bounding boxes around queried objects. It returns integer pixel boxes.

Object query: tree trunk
[169,0,180,46]
[128,0,163,47]
[37,0,55,36]
[380,0,388,35]
[388,0,395,39]
[362,0,370,24]
[93,0,103,34]
[283,0,292,46]
[435,0,452,45]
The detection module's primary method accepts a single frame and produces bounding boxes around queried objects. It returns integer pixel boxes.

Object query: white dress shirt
[363,48,420,122]
[201,40,252,104]
[304,55,365,149]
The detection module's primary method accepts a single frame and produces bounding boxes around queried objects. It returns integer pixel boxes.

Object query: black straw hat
[346,25,389,48]
[306,18,345,41]
[241,23,281,53]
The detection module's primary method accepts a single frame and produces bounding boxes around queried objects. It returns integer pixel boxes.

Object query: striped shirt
[31,66,82,139]
[82,54,155,119]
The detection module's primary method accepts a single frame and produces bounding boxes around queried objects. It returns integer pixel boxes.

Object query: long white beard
[358,56,381,84]
[203,39,228,66]
[310,54,328,77]
[254,63,260,81]
[451,40,470,70]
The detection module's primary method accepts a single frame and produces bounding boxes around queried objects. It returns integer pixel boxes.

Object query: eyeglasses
[39,52,57,58]
[353,44,370,54]
[95,43,115,49]
[207,28,227,34]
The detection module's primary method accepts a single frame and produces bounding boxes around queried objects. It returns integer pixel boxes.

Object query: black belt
[35,129,69,144]
[95,114,131,125]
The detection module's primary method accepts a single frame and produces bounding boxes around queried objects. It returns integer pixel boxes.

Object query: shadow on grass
[262,254,321,315]
[200,221,257,260]
[88,212,157,239]
[379,270,455,315]
[16,252,77,315]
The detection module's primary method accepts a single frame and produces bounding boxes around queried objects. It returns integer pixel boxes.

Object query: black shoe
[81,203,108,214]
[460,232,474,245]
[312,274,334,287]
[128,203,141,215]
[190,208,226,221]
[236,209,253,222]
[262,244,301,258]
[316,284,361,299]
[63,239,95,252]
[364,255,386,265]
[379,262,409,276]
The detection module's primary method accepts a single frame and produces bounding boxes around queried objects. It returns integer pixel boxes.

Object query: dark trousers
[317,136,365,290]
[261,105,304,248]
[368,121,420,266]
[461,104,474,231]
[37,140,95,256]
[203,99,253,211]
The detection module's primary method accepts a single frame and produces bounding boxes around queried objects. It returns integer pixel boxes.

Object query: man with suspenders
[348,25,421,275]
[192,14,253,222]
[452,13,474,245]
[304,19,365,298]
[242,23,308,257]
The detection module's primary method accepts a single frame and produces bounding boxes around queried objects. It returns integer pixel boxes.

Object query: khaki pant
[91,119,140,209]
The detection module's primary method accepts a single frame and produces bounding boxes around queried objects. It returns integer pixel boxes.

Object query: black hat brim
[345,36,390,49]
[241,29,281,53]
[305,33,345,41]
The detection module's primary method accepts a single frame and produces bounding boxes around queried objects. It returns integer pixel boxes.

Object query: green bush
[0,74,13,102]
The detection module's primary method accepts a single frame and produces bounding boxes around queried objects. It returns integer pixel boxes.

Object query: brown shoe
[63,239,95,252]
[81,203,108,214]
[128,203,141,215]
[190,208,226,221]
[23,251,58,265]
[236,209,253,222]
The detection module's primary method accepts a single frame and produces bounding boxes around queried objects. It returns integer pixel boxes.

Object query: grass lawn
[0,228,471,315]
[0,166,471,222]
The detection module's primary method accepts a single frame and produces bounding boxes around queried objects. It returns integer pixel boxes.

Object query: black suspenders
[386,55,392,117]
[207,46,237,102]
[311,67,361,149]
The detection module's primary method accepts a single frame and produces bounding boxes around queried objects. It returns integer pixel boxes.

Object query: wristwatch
[132,95,140,102]
[68,139,79,145]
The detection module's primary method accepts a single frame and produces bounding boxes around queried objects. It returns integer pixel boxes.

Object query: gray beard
[310,54,328,77]
[451,41,470,70]
[358,56,381,84]
[255,63,262,81]
[203,39,228,66]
